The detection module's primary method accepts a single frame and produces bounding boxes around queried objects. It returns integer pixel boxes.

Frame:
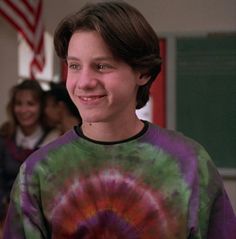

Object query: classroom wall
[43,0,236,34]
[0,0,236,211]
[224,177,236,213]
[0,19,18,122]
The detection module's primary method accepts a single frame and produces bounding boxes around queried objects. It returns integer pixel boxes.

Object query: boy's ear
[137,73,150,86]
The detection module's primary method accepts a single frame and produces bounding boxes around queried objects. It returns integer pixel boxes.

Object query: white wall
[43,0,236,34]
[0,18,18,122]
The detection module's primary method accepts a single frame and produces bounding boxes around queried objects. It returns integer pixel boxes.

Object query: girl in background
[0,79,56,232]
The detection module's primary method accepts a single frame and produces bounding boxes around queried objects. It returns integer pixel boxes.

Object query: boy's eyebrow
[66,56,115,61]
[66,56,79,61]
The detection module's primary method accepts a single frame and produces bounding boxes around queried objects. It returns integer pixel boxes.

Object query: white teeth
[83,97,92,101]
[81,96,101,101]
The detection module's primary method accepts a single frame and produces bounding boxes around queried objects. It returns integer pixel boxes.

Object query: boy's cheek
[66,80,75,93]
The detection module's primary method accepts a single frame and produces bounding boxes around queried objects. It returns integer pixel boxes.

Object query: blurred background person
[0,79,57,230]
[44,82,81,135]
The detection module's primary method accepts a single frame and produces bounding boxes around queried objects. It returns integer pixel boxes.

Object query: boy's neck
[60,115,80,134]
[81,117,144,142]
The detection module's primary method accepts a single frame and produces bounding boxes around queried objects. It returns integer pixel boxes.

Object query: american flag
[0,0,45,78]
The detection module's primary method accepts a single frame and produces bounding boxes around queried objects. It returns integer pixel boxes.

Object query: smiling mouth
[79,95,105,102]
[18,116,33,121]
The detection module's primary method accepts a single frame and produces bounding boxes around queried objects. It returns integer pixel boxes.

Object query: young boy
[3,1,236,238]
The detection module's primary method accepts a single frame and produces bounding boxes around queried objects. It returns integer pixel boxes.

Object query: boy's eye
[68,63,80,70]
[97,64,106,70]
[96,63,112,71]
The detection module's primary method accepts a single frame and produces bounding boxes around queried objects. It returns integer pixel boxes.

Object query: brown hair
[54,1,162,109]
[0,79,45,138]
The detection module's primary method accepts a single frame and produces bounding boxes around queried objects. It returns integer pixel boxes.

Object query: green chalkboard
[176,35,236,168]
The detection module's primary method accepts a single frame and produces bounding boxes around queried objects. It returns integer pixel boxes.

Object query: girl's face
[66,31,148,125]
[13,90,41,131]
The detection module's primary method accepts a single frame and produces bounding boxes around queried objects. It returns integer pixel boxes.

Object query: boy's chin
[81,112,106,124]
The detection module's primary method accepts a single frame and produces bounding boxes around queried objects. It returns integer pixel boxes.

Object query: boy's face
[66,31,148,125]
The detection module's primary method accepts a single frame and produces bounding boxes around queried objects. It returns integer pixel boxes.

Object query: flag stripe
[22,0,35,13]
[0,0,45,78]
[0,4,34,47]
[3,0,34,31]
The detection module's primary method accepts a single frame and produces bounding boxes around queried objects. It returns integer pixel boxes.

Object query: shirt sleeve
[207,189,236,239]
[3,163,49,239]
[199,148,236,239]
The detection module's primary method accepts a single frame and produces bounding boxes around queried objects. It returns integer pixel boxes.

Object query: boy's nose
[76,68,98,89]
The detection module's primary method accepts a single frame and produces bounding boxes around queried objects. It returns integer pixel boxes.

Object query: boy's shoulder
[147,123,209,164]
[148,123,201,150]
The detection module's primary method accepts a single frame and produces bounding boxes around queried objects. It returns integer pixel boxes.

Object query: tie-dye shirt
[3,122,236,239]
